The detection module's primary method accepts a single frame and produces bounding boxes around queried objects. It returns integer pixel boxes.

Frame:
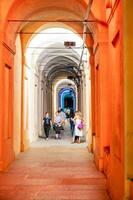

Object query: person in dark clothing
[69,110,75,137]
[43,112,52,140]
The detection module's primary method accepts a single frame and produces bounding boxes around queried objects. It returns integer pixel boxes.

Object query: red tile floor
[0,130,110,200]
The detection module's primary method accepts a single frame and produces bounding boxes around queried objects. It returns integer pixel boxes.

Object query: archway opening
[64,97,73,109]
[58,87,76,113]
[12,22,92,156]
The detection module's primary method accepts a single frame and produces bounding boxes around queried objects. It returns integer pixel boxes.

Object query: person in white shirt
[54,111,63,139]
[72,111,84,144]
[58,108,66,127]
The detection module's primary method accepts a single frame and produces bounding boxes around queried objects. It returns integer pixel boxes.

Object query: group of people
[43,108,84,143]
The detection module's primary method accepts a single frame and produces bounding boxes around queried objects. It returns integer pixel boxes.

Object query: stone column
[0,36,15,170]
[124,1,133,198]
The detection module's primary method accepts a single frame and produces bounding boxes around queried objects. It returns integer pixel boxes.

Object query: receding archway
[17,26,90,146]
[58,88,76,112]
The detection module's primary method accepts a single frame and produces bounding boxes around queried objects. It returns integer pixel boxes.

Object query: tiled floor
[0,127,110,200]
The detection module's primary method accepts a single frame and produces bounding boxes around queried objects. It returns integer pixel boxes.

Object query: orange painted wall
[0,0,126,199]
[124,0,133,198]
[91,0,125,199]
[0,41,3,171]
[0,42,15,170]
[130,182,133,200]
[107,1,124,199]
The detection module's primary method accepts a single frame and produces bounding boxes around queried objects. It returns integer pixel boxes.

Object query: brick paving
[0,127,110,200]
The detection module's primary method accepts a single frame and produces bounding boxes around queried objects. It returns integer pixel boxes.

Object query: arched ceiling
[36,44,81,68]
[26,27,88,85]
[27,43,82,69]
[54,78,77,91]
[42,56,80,76]
[7,0,86,20]
[2,1,95,88]
[5,0,87,35]
[3,0,97,47]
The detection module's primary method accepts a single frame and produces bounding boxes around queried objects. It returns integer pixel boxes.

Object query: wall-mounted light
[64,41,76,47]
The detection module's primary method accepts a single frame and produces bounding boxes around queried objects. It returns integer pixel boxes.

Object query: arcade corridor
[0,0,133,199]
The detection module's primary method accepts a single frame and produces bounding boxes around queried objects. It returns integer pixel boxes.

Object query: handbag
[77,121,84,130]
[59,125,64,130]
[53,123,64,131]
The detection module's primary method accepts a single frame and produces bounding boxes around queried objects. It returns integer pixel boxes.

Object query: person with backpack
[43,112,52,140]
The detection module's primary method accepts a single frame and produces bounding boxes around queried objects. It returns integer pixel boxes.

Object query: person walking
[69,110,75,137]
[73,111,84,143]
[59,108,66,128]
[53,111,63,139]
[43,112,52,140]
[65,107,70,119]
